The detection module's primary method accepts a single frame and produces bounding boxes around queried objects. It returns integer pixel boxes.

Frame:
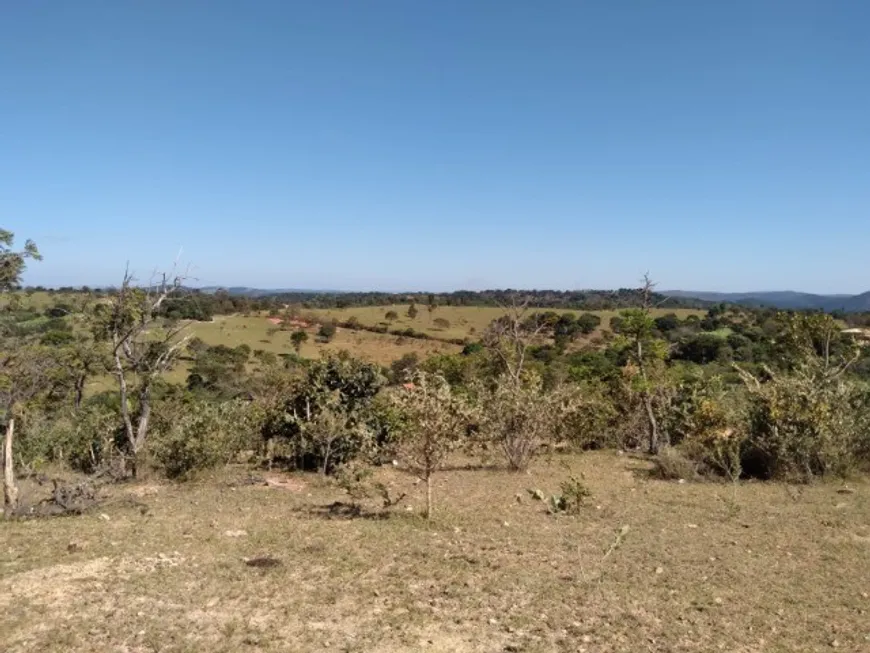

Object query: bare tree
[482,294,548,386]
[99,265,191,477]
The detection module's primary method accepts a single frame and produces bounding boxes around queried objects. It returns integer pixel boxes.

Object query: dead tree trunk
[4,419,18,518]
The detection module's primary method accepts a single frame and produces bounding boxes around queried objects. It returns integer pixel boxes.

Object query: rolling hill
[665,290,870,312]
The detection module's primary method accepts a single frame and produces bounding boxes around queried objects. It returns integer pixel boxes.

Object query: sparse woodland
[3,231,870,519]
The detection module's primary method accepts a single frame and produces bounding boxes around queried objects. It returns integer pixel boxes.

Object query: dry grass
[308,305,704,342]
[2,452,868,652]
[187,315,461,367]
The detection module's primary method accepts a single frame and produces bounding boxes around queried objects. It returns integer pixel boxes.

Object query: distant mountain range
[664,290,870,313]
[198,286,339,297]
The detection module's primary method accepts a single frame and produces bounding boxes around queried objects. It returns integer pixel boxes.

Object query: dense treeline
[24,285,708,317]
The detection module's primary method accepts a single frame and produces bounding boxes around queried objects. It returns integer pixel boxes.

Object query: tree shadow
[294,501,393,521]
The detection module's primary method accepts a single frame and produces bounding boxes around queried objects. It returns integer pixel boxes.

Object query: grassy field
[188,315,461,367]
[85,315,461,393]
[2,451,868,652]
[308,305,705,342]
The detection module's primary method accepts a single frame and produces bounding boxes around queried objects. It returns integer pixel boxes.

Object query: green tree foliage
[186,344,251,399]
[407,303,418,319]
[735,313,869,480]
[390,352,419,383]
[290,329,309,353]
[151,400,264,479]
[616,283,670,454]
[654,313,681,333]
[0,230,41,292]
[263,355,385,472]
[390,372,471,519]
[575,313,602,335]
[317,321,337,342]
[674,333,731,365]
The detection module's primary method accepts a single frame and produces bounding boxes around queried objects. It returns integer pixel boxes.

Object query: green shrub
[151,400,263,479]
[743,373,869,480]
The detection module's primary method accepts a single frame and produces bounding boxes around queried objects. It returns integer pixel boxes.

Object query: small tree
[407,303,418,319]
[391,372,469,519]
[95,265,191,477]
[290,329,309,353]
[0,229,42,292]
[617,275,669,454]
[475,372,580,471]
[433,317,450,330]
[317,321,337,343]
[427,294,437,322]
[576,313,602,335]
[385,310,399,322]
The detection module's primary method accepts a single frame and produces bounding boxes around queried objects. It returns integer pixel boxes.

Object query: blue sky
[2,1,868,293]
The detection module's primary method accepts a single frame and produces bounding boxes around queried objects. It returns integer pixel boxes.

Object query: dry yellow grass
[2,452,868,652]
[187,315,460,367]
[309,305,705,341]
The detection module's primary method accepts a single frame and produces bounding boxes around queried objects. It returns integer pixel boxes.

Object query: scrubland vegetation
[3,230,870,652]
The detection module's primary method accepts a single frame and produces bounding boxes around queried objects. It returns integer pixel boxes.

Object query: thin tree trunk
[114,350,135,448]
[74,374,86,411]
[130,385,152,479]
[643,393,660,454]
[4,419,18,518]
[636,338,661,454]
[425,473,433,520]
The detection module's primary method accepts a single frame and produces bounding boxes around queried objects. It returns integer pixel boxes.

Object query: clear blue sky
[2,1,868,293]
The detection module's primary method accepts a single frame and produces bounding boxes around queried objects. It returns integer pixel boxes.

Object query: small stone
[67,541,83,553]
[687,524,698,529]
[655,567,664,575]
[830,639,840,648]
[224,529,248,538]
[98,513,110,521]
[488,618,498,626]
[714,597,723,605]
[582,635,592,643]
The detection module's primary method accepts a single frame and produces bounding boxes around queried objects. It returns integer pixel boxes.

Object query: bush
[742,373,869,480]
[17,404,123,475]
[151,401,263,479]
[653,446,701,481]
[475,373,582,471]
[317,322,337,342]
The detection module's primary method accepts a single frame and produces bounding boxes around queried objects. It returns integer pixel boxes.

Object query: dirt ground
[1,452,868,652]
